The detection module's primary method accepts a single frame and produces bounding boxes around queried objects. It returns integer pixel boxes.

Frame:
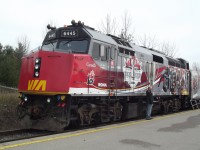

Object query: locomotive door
[106,47,118,97]
[146,62,155,87]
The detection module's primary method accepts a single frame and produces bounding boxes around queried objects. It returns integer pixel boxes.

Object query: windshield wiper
[43,41,56,51]
[63,40,72,46]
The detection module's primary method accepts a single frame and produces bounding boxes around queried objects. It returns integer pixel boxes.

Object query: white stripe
[0,85,17,91]
[69,77,162,95]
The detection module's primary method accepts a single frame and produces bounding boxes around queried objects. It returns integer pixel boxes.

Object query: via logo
[27,80,46,91]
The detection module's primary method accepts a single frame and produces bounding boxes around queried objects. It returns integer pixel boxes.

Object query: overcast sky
[0,0,199,65]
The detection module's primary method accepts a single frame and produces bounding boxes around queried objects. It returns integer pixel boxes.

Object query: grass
[0,86,19,107]
[0,91,19,105]
[0,88,22,131]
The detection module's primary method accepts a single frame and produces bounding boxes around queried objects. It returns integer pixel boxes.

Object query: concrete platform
[1,110,200,150]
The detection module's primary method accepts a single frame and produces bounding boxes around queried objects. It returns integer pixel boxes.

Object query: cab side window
[101,46,108,61]
[92,43,100,59]
[92,42,108,61]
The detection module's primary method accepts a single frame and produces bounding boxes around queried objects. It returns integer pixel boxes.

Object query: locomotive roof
[84,27,118,45]
[84,27,167,59]
[131,44,167,58]
[84,27,136,52]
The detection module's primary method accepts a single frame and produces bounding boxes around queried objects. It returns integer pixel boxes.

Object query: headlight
[35,72,39,77]
[34,57,41,78]
[35,58,40,63]
[24,97,28,101]
[35,64,40,69]
[47,98,51,103]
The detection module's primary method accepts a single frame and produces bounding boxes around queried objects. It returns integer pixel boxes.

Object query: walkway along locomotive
[17,20,192,131]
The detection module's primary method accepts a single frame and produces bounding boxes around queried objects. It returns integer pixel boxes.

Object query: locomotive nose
[18,51,74,94]
[36,52,73,93]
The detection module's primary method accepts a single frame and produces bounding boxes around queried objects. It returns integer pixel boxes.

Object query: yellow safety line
[0,109,199,150]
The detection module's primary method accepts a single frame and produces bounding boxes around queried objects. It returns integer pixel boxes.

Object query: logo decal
[87,70,95,85]
[86,62,96,68]
[123,56,143,88]
[28,80,46,91]
[98,83,107,87]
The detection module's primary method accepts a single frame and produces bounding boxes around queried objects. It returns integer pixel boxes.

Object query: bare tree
[98,14,118,35]
[136,34,178,57]
[192,62,200,71]
[192,62,200,89]
[99,12,178,58]
[160,41,177,57]
[119,11,134,42]
[192,62,200,80]
[136,34,159,49]
[98,11,135,42]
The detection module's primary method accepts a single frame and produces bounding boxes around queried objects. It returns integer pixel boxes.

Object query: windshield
[57,40,88,53]
[42,41,57,51]
[42,39,89,54]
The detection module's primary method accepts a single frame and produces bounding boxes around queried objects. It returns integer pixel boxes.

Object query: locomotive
[17,20,192,131]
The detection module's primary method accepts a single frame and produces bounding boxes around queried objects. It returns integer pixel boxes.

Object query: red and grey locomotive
[17,20,191,131]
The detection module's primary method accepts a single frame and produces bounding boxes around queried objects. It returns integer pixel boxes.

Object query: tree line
[0,37,29,87]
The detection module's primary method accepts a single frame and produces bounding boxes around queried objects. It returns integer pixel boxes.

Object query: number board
[61,30,78,38]
[48,31,56,39]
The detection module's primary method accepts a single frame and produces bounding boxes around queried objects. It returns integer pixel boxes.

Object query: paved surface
[1,110,200,150]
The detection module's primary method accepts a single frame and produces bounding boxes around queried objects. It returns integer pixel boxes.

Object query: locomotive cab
[17,21,95,131]
[42,21,91,54]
